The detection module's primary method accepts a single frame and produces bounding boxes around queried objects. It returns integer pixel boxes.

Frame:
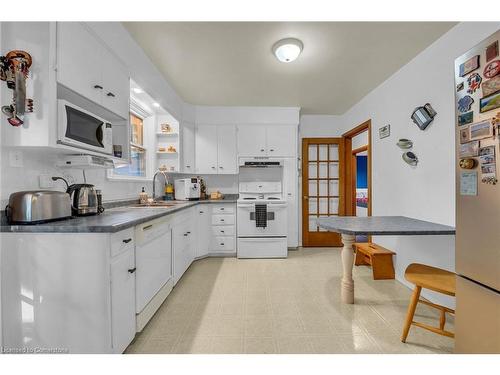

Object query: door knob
[303,196,309,200]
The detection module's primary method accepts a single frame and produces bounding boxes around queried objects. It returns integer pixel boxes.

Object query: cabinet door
[101,47,130,119]
[57,22,103,104]
[197,206,211,258]
[237,125,267,156]
[195,125,218,174]
[182,122,196,173]
[110,247,136,354]
[217,125,237,174]
[266,125,297,157]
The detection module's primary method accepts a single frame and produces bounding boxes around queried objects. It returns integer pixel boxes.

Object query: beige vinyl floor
[126,247,454,354]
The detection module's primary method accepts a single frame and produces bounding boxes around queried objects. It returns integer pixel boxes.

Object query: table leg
[341,233,356,304]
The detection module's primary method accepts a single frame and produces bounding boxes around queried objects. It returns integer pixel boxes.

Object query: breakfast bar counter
[317,216,455,304]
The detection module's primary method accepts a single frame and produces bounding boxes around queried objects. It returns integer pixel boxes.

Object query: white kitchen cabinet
[56,22,129,119]
[182,122,196,173]
[110,246,136,354]
[195,125,218,174]
[237,124,297,157]
[172,207,196,284]
[196,125,237,175]
[237,125,267,156]
[217,125,237,174]
[197,206,211,258]
[208,203,237,255]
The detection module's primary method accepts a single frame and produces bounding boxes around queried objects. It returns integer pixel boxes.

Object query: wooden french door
[302,138,345,247]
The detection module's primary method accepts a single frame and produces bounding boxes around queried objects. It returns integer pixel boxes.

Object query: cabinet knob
[220,230,225,233]
[220,243,224,246]
[106,92,116,97]
[122,238,132,244]
[93,84,103,90]
[260,149,265,152]
[219,166,223,169]
[186,165,191,168]
[199,211,204,214]
[220,219,225,222]
[128,268,136,274]
[211,166,216,169]
[187,231,191,234]
[220,207,224,210]
[270,149,274,152]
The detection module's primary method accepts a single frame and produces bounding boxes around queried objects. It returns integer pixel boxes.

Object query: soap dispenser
[139,187,148,204]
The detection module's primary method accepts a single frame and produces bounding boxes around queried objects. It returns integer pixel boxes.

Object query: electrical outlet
[9,150,23,168]
[39,174,55,189]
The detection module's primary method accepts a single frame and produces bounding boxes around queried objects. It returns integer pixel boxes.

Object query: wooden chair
[401,263,456,343]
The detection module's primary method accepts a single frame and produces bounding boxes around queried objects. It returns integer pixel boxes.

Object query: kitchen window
[112,111,148,178]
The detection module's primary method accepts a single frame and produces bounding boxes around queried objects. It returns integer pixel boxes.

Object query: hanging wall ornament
[486,41,499,62]
[0,50,33,126]
[484,60,500,79]
[402,151,418,166]
[459,55,480,77]
[482,75,500,97]
[467,73,482,94]
[458,111,474,126]
[456,82,464,92]
[458,95,474,113]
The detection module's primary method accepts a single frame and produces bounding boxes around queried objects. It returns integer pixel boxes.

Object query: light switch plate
[39,174,55,189]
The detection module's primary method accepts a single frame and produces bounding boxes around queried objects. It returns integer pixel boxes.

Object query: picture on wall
[480,91,500,113]
[459,141,480,158]
[469,119,493,140]
[482,75,500,97]
[460,127,471,144]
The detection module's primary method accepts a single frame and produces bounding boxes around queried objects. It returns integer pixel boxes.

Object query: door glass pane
[308,163,317,178]
[329,198,339,214]
[319,198,328,215]
[308,145,317,161]
[318,215,329,231]
[318,162,328,178]
[308,200,317,214]
[329,180,339,196]
[329,145,339,160]
[329,162,339,178]
[308,181,317,196]
[318,145,328,160]
[318,180,328,196]
[309,216,318,232]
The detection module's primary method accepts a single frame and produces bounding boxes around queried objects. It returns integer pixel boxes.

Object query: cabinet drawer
[211,214,235,226]
[210,236,235,252]
[211,204,235,214]
[211,225,235,236]
[111,228,135,257]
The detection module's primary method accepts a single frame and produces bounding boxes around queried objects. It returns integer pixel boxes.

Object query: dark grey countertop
[317,216,455,236]
[1,197,238,234]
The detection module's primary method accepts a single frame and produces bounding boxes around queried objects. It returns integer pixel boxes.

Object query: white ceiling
[123,22,456,115]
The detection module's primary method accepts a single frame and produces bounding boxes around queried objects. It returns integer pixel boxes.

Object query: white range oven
[237,180,288,258]
[58,99,113,155]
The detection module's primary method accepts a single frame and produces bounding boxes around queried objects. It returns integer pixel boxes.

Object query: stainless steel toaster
[5,190,72,224]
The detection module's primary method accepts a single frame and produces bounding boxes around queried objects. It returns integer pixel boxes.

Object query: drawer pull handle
[260,149,265,152]
[220,230,225,233]
[199,211,204,213]
[123,238,132,244]
[128,268,136,274]
[220,219,225,222]
[220,243,224,246]
[187,231,191,234]
[220,208,224,210]
[106,92,115,97]
[184,233,188,236]
[93,84,103,90]
[143,224,153,231]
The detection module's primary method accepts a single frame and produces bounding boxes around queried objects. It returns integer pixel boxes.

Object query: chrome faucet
[152,170,169,201]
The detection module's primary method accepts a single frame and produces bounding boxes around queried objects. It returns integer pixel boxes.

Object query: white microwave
[58,99,113,155]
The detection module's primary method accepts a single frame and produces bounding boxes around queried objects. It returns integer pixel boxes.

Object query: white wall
[301,22,500,307]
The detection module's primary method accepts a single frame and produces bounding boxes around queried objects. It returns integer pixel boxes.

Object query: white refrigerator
[454,29,500,353]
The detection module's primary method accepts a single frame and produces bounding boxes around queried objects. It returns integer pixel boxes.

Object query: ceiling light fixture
[153,102,160,108]
[272,38,303,63]
[132,87,143,94]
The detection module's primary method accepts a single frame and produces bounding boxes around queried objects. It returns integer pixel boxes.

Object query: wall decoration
[482,75,500,97]
[402,151,418,166]
[481,163,497,184]
[460,127,471,144]
[459,158,476,169]
[378,124,390,139]
[458,95,474,113]
[460,171,477,195]
[458,111,474,126]
[459,140,479,158]
[480,91,500,113]
[459,55,480,77]
[467,73,482,94]
[0,50,33,126]
[479,145,495,157]
[396,139,413,149]
[456,82,464,92]
[483,59,500,78]
[411,103,437,130]
[486,40,499,62]
[469,119,493,140]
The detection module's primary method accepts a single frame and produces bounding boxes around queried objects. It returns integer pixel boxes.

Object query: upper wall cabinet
[182,122,196,173]
[195,125,237,174]
[237,124,297,157]
[56,22,129,120]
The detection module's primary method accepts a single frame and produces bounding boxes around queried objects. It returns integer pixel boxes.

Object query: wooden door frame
[342,120,372,217]
[301,137,345,247]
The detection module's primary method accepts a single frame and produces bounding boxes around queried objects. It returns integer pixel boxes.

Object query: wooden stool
[401,263,456,343]
[354,242,395,280]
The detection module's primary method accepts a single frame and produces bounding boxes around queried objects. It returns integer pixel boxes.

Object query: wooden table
[317,216,455,304]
